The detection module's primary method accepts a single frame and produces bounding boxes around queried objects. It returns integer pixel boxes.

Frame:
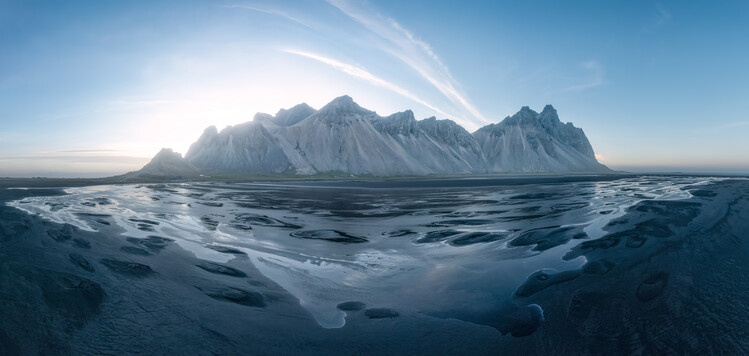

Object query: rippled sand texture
[1,176,746,354]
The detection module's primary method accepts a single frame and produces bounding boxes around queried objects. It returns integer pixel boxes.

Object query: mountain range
[134,95,610,178]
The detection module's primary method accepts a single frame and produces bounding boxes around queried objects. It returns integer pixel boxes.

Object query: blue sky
[1,0,748,176]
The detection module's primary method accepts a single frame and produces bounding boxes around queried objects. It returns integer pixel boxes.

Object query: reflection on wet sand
[3,175,748,353]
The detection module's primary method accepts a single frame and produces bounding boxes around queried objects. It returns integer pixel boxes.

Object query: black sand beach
[1,176,748,354]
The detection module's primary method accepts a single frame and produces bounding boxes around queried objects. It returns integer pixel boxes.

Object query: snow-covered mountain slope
[136,148,199,177]
[473,105,609,173]
[143,96,610,177]
[185,123,291,174]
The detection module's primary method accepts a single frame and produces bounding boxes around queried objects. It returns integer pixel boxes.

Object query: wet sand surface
[1,175,748,354]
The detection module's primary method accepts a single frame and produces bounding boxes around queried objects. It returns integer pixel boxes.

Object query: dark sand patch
[0,330,20,355]
[625,233,647,248]
[0,221,29,241]
[426,219,494,228]
[100,259,154,277]
[44,202,69,212]
[382,229,415,237]
[565,291,632,339]
[165,201,191,206]
[40,273,106,327]
[199,287,266,308]
[510,226,576,251]
[364,308,399,319]
[449,231,509,246]
[495,214,546,222]
[136,224,155,232]
[514,269,581,298]
[196,262,247,278]
[634,220,674,238]
[441,211,479,218]
[635,272,668,302]
[633,201,701,227]
[74,212,112,218]
[690,189,717,198]
[129,218,160,226]
[72,238,91,249]
[234,213,302,229]
[120,246,150,256]
[510,192,559,200]
[337,301,366,311]
[290,230,368,244]
[205,244,247,255]
[550,202,589,212]
[68,253,95,272]
[47,229,72,242]
[416,229,461,243]
[229,223,253,231]
[516,206,542,213]
[582,259,615,275]
[576,234,620,253]
[92,197,113,205]
[196,201,224,207]
[126,235,174,252]
[200,216,220,231]
[439,302,544,337]
[493,304,544,337]
[568,220,675,260]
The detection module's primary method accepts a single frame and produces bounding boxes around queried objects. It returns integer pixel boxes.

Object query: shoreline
[2,171,746,189]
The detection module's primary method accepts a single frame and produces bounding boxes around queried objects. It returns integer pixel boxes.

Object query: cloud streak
[283,49,452,118]
[565,61,604,91]
[715,121,749,130]
[0,155,148,164]
[326,0,490,126]
[222,4,317,31]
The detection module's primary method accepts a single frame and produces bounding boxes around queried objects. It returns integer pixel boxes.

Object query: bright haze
[1,0,747,177]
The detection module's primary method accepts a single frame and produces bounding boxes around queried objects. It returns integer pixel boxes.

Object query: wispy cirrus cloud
[283,49,452,118]
[225,1,489,126]
[222,4,317,30]
[58,149,128,153]
[325,0,490,126]
[641,3,672,33]
[565,61,605,92]
[0,155,148,164]
[715,121,749,130]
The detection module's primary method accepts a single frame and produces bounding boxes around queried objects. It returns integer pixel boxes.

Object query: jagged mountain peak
[140,97,610,177]
[418,116,477,147]
[519,105,535,113]
[274,103,316,126]
[541,104,557,116]
[202,125,219,136]
[381,109,415,122]
[317,95,374,116]
[276,102,314,117]
[373,110,419,136]
[472,105,605,173]
[152,148,182,160]
[500,106,541,127]
[139,148,198,177]
[306,95,375,126]
[253,112,275,123]
[319,95,364,112]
